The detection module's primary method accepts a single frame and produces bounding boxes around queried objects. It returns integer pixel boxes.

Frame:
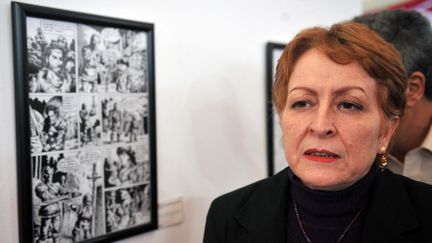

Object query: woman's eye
[338,101,363,111]
[291,100,311,109]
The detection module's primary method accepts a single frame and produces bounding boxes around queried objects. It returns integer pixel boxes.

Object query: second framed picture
[266,42,287,176]
[12,2,157,242]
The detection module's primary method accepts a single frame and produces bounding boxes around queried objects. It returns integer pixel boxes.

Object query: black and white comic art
[19,12,155,243]
[31,151,105,242]
[29,95,79,153]
[105,184,151,234]
[101,96,149,144]
[27,17,77,93]
[103,145,150,188]
[78,96,102,147]
[77,24,148,93]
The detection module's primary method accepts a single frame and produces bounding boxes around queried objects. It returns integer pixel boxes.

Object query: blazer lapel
[233,169,290,243]
[361,170,419,243]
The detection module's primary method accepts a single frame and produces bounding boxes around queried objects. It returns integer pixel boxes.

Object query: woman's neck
[288,164,378,219]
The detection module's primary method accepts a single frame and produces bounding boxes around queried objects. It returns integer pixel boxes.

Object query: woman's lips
[303,149,340,163]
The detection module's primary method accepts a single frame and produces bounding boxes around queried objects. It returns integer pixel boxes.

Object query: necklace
[292,199,365,243]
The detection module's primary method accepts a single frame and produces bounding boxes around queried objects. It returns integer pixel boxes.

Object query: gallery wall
[0,0,361,242]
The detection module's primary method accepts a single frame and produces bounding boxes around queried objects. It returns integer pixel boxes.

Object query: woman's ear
[406,71,426,107]
[380,116,400,148]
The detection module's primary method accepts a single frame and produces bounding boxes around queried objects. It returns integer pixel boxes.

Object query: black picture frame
[266,42,286,176]
[12,2,158,242]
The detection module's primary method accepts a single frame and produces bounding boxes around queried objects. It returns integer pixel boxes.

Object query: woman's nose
[308,107,336,138]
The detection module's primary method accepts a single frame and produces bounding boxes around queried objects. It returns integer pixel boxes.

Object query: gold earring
[379,146,388,171]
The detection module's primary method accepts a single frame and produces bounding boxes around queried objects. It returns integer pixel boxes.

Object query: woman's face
[280,49,398,191]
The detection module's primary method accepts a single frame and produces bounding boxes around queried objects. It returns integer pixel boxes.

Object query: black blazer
[203,168,432,243]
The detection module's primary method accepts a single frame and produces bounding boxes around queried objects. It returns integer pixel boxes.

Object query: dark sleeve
[203,200,223,243]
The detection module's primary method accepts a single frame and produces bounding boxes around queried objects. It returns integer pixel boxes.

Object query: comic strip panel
[31,150,105,242]
[105,184,151,234]
[78,96,102,147]
[29,95,79,154]
[103,144,150,189]
[101,95,149,144]
[27,17,77,93]
[77,24,148,93]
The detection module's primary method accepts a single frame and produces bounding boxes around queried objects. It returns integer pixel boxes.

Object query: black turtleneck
[287,164,379,243]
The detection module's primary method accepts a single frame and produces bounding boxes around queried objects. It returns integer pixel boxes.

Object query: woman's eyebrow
[288,86,317,95]
[334,86,369,98]
[288,86,368,98]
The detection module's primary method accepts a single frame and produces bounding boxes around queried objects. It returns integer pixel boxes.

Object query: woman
[204,22,432,243]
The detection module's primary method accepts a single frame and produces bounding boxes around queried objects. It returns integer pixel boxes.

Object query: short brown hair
[273,22,407,119]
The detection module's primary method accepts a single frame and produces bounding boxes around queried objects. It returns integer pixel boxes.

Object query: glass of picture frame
[12,2,157,242]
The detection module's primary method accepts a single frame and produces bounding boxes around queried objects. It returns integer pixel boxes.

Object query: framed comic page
[266,42,287,176]
[11,2,157,242]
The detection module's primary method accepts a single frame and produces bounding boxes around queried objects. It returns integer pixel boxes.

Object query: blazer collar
[232,169,420,243]
[361,169,419,243]
[233,169,290,243]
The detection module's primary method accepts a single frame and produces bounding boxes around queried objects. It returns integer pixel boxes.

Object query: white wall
[0,0,361,242]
